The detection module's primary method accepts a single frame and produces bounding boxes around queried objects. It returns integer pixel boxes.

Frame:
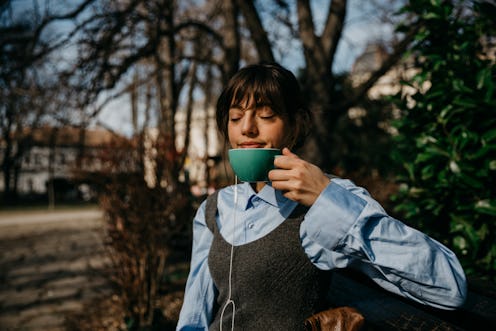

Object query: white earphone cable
[219,176,238,331]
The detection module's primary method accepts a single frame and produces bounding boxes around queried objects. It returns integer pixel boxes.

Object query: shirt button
[248,223,254,229]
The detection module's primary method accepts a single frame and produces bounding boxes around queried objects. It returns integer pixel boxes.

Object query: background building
[0,125,123,202]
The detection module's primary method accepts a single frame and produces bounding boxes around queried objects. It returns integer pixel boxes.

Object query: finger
[270,177,295,194]
[268,168,292,181]
[274,155,291,169]
[274,151,300,169]
[282,147,298,158]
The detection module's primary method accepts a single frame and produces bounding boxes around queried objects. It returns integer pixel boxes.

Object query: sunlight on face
[227,97,290,149]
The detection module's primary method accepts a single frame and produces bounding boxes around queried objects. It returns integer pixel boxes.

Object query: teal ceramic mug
[228,148,281,182]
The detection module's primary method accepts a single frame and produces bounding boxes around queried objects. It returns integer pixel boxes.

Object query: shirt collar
[237,182,291,210]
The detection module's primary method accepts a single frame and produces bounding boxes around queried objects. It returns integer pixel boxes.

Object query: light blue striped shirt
[176,178,467,330]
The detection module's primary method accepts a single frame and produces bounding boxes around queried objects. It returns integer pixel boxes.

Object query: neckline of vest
[213,216,302,248]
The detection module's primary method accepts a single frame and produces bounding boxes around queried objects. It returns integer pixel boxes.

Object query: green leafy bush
[391,0,496,280]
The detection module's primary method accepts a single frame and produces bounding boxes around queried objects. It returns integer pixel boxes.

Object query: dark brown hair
[216,62,312,149]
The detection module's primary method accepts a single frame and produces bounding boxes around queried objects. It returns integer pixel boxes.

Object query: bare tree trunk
[235,0,275,62]
[179,61,198,171]
[1,98,19,203]
[1,116,15,203]
[48,127,58,210]
[203,65,214,189]
[76,124,86,170]
[220,0,240,83]
[296,0,348,169]
[131,71,139,135]
[154,0,179,188]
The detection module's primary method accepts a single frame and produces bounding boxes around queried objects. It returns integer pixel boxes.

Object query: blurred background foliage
[1,0,495,329]
[391,0,496,280]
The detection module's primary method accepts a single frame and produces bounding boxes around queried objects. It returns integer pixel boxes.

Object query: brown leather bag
[304,306,365,331]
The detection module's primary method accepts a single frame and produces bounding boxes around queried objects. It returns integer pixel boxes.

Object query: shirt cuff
[301,180,367,251]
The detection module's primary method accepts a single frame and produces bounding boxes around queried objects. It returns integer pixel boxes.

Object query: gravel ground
[0,209,111,331]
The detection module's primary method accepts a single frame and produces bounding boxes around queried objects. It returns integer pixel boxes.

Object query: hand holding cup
[269,148,330,206]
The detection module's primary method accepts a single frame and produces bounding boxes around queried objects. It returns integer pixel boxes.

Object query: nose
[241,113,258,136]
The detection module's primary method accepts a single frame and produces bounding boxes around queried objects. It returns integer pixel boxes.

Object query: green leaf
[430,0,442,7]
[477,223,489,241]
[482,128,496,142]
[451,215,480,250]
[438,104,454,120]
[416,135,437,147]
[477,67,491,89]
[468,145,494,160]
[475,199,496,216]
[449,160,461,173]
[409,187,424,197]
[484,80,494,102]
[422,12,440,20]
[416,152,435,163]
[453,235,468,254]
[452,95,478,108]
[421,164,436,180]
[426,146,450,157]
[460,174,484,189]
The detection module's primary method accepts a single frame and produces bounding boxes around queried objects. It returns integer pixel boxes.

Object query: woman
[176,62,467,331]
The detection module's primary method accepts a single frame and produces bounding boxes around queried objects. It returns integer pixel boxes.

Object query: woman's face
[227,96,291,149]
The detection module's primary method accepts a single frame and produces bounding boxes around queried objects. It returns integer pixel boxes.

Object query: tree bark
[179,61,198,171]
[235,0,275,63]
[296,0,348,169]
[221,0,241,83]
[154,0,180,188]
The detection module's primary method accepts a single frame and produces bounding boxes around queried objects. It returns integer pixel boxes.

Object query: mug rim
[228,148,280,151]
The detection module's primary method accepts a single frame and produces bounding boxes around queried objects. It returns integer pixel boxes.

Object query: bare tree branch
[321,0,347,67]
[296,0,326,65]
[219,0,240,82]
[338,23,420,111]
[236,0,275,62]
[175,20,224,47]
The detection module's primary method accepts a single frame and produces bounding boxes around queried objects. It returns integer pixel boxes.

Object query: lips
[238,142,265,148]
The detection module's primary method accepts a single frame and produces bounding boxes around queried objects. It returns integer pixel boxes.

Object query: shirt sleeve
[176,200,216,330]
[300,178,467,310]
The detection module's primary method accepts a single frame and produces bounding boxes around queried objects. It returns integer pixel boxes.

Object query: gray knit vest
[206,190,330,331]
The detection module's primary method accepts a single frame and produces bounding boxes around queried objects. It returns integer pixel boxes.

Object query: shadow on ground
[0,213,111,331]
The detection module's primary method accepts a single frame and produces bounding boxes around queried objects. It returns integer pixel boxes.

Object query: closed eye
[257,108,276,120]
[229,109,243,122]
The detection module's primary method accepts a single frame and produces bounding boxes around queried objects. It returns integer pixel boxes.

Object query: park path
[0,208,111,331]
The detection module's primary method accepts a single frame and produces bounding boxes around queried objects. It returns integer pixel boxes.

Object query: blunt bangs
[228,70,286,116]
